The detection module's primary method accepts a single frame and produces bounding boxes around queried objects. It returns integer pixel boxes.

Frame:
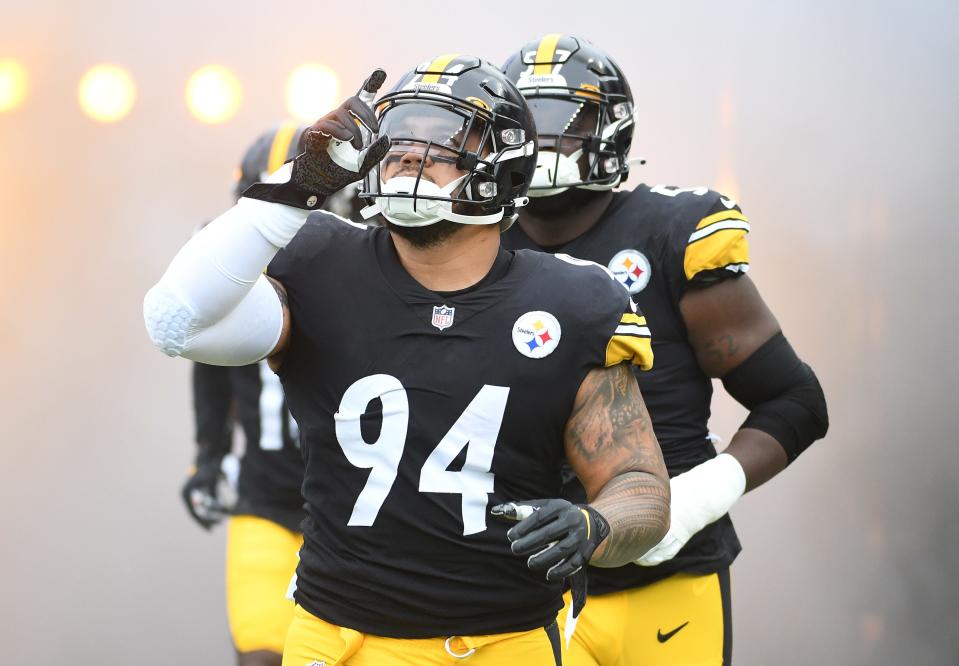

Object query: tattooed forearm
[564,363,670,567]
[566,364,653,465]
[589,471,670,567]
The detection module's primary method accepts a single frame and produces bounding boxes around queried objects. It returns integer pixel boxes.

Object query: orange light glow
[78,64,136,123]
[713,161,740,202]
[286,63,341,122]
[0,59,28,112]
[186,65,242,124]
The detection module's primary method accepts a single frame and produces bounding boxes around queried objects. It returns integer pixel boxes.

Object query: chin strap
[530,110,640,196]
[360,140,535,228]
[360,197,506,226]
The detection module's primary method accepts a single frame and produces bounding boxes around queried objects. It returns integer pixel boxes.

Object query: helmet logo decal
[406,59,466,95]
[512,311,562,359]
[574,84,602,101]
[465,96,491,111]
[609,249,652,294]
[517,48,572,89]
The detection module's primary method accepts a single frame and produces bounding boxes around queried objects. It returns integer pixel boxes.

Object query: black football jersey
[266,214,652,637]
[192,362,304,531]
[503,183,751,594]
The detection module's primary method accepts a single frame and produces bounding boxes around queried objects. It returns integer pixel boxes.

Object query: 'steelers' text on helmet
[360,55,537,228]
[502,35,636,196]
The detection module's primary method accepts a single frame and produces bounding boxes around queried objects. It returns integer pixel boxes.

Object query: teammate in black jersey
[182,124,364,666]
[146,57,671,665]
[501,35,829,666]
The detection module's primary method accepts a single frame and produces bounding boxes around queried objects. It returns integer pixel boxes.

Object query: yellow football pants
[282,604,561,665]
[226,515,304,654]
[559,570,731,666]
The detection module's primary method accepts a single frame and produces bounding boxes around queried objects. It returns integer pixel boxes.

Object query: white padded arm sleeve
[143,180,310,365]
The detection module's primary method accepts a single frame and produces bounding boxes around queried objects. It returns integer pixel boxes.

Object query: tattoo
[590,472,670,567]
[565,364,670,567]
[567,364,652,464]
[265,276,291,371]
[703,333,739,365]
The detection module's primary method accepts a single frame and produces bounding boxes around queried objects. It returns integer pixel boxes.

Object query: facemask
[361,174,506,227]
[529,149,585,197]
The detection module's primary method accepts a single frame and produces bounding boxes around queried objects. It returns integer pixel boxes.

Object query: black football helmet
[359,55,537,228]
[234,122,367,221]
[233,122,305,201]
[502,35,636,196]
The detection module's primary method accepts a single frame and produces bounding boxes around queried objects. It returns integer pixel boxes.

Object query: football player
[145,57,671,665]
[182,122,360,666]
[501,35,830,666]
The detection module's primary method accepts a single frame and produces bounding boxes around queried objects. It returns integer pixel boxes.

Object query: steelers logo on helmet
[512,311,562,359]
[608,249,651,294]
[359,55,537,230]
[501,35,636,196]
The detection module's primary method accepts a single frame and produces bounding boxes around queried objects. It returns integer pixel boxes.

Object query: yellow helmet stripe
[533,33,563,74]
[267,122,299,175]
[421,53,461,84]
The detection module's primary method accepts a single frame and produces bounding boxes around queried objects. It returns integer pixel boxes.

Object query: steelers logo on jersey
[512,311,562,359]
[608,249,652,294]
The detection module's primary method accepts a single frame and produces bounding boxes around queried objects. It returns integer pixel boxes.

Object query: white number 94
[334,374,510,536]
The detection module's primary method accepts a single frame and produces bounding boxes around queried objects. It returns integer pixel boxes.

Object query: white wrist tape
[634,453,746,567]
[669,453,747,533]
[144,191,307,364]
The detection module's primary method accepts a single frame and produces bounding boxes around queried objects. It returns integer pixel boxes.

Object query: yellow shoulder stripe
[695,209,748,231]
[684,229,750,280]
[267,122,299,174]
[620,313,648,327]
[605,335,654,371]
[533,33,563,74]
[421,54,460,83]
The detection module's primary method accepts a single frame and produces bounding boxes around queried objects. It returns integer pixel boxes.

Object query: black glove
[181,453,230,530]
[243,69,392,210]
[491,499,610,581]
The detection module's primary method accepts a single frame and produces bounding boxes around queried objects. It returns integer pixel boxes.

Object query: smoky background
[1,0,956,663]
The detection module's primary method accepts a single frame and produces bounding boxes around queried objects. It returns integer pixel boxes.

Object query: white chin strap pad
[362,174,504,227]
[529,150,582,197]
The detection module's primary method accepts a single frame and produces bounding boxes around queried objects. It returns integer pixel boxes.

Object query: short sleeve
[682,197,751,286]
[603,299,654,371]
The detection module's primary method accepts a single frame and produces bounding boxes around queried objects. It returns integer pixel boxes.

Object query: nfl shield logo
[431,305,455,330]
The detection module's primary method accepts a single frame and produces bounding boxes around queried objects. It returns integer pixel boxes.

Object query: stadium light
[0,59,28,112]
[78,64,136,123]
[286,63,341,122]
[186,65,242,124]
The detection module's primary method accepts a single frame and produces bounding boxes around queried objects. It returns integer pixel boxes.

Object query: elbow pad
[144,275,283,365]
[721,332,829,463]
[143,195,303,364]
